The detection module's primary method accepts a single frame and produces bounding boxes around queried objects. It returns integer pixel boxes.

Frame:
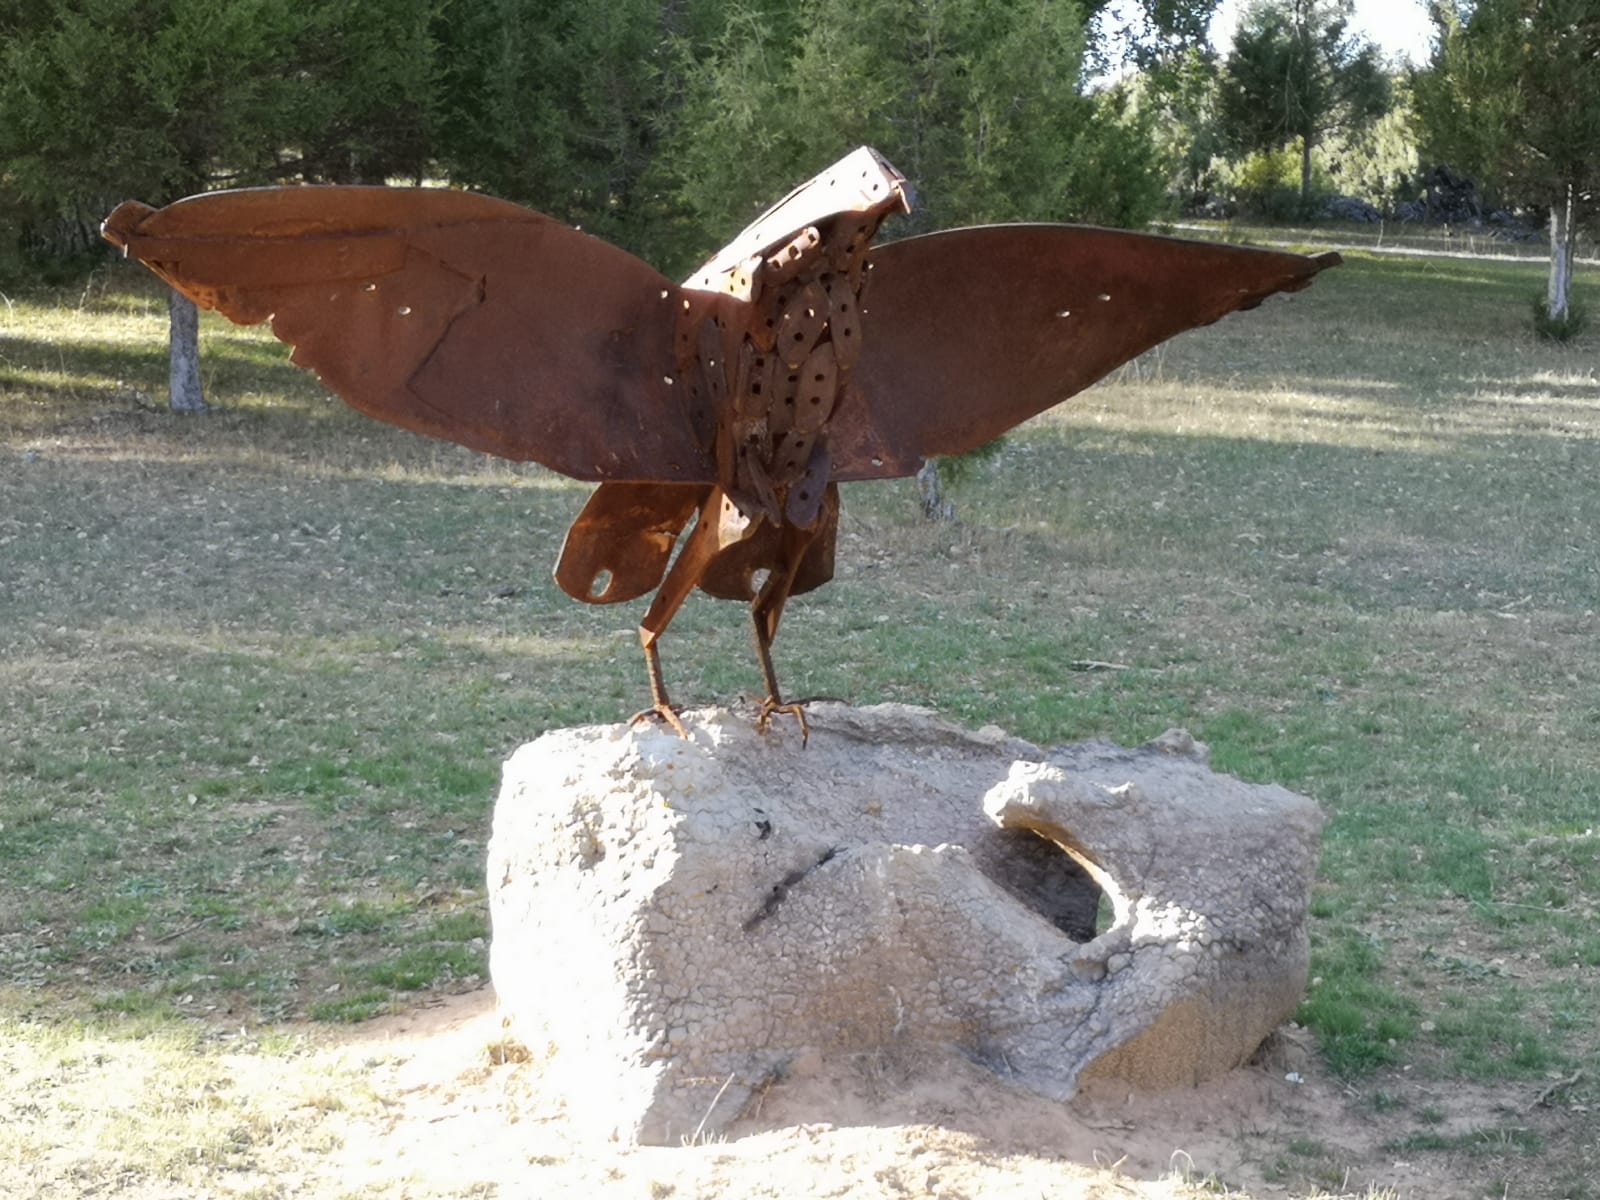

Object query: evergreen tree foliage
[0,0,304,257]
[0,0,454,254]
[2,0,1184,276]
[0,0,444,406]
[1414,0,1599,327]
[289,0,443,185]
[430,0,710,257]
[1217,0,1388,208]
[1319,80,1419,213]
[1086,0,1224,70]
[1118,46,1229,212]
[658,0,1167,267]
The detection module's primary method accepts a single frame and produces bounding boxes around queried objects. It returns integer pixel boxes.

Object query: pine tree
[1415,0,1600,330]
[1218,0,1389,208]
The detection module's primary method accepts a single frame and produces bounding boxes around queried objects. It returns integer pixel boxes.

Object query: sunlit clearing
[1045,373,1600,453]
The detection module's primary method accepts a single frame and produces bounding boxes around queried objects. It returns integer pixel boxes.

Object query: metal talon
[630,702,690,741]
[756,698,810,747]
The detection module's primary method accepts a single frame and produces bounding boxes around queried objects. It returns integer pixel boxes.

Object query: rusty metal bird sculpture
[103,147,1339,738]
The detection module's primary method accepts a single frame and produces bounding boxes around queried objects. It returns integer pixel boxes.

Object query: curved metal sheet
[831,225,1341,479]
[555,481,710,604]
[103,188,715,482]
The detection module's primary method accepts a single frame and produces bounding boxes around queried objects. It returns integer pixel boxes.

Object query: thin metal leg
[633,639,689,738]
[748,531,812,744]
[628,489,735,738]
[750,607,784,702]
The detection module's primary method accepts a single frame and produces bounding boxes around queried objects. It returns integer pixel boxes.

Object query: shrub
[1216,148,1330,222]
[1532,295,1589,342]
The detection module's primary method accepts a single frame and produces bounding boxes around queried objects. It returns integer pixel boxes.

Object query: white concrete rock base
[487,703,1323,1144]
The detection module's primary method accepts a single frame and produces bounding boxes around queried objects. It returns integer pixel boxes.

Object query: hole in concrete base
[979,827,1104,943]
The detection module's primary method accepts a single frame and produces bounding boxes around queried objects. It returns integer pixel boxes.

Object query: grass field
[2,240,1598,1197]
[1173,216,1597,266]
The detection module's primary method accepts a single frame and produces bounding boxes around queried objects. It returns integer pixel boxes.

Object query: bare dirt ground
[243,987,1578,1200]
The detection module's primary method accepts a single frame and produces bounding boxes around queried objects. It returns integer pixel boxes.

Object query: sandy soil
[262,987,1572,1199]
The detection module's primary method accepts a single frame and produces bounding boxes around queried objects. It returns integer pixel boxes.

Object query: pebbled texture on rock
[487,704,1323,1144]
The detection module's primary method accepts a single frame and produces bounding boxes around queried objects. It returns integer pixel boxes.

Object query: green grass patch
[307,989,398,1024]
[1298,930,1418,1076]
[1384,1126,1543,1157]
[363,942,484,992]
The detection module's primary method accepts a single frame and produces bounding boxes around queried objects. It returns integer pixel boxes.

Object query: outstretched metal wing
[831,225,1341,479]
[102,187,717,483]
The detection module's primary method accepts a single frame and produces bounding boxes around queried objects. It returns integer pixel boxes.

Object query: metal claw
[630,702,691,741]
[755,698,810,748]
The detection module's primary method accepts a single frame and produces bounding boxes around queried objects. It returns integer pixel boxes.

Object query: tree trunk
[916,460,955,522]
[1546,182,1575,323]
[167,288,208,413]
[1299,134,1314,208]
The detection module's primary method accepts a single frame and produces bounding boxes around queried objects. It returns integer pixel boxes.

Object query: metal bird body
[103,147,1340,734]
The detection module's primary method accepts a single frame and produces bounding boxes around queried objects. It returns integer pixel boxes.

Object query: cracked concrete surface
[487,704,1323,1144]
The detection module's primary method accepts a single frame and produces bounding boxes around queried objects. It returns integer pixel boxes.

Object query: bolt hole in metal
[590,569,612,599]
[397,305,412,316]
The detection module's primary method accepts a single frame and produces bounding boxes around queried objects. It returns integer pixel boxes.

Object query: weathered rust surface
[102,188,707,481]
[103,147,1340,731]
[837,226,1341,479]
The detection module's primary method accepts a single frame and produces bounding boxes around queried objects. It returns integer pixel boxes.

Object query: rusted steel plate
[555,481,709,604]
[104,187,713,483]
[829,224,1339,480]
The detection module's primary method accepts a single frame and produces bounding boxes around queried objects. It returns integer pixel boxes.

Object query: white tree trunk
[916,459,955,522]
[1547,182,1576,323]
[167,288,208,413]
